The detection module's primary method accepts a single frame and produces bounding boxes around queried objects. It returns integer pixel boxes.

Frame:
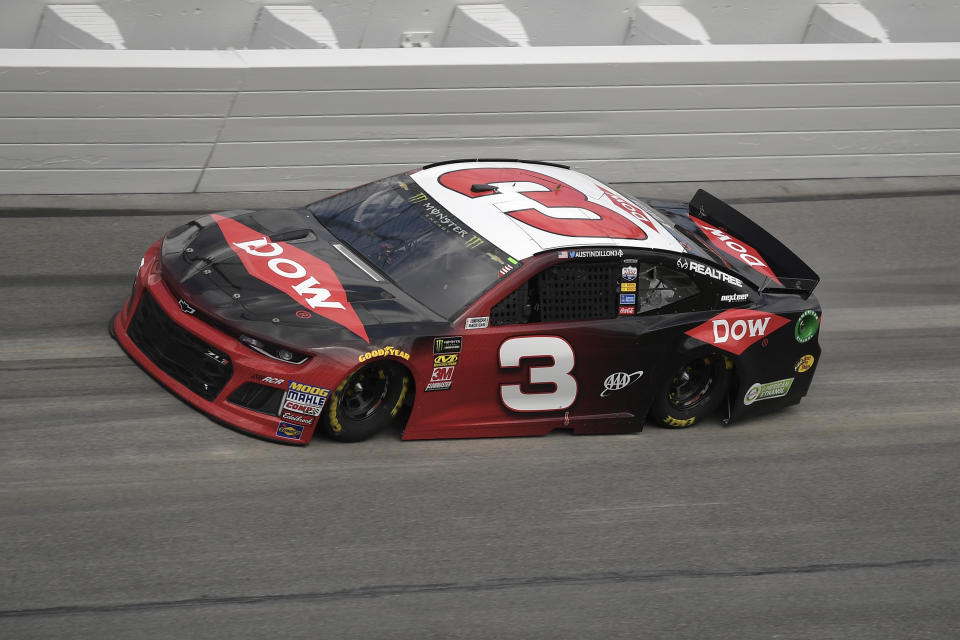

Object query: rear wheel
[321,362,410,442]
[651,353,731,428]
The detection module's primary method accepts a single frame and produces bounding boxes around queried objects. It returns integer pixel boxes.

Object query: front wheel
[650,354,731,428]
[321,362,410,442]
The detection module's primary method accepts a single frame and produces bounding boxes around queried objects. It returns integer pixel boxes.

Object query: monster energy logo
[464,235,484,249]
[408,192,429,203]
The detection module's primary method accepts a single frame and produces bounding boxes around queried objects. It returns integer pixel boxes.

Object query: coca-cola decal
[212,215,369,342]
[685,310,789,355]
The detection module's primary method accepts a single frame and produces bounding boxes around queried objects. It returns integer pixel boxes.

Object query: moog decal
[212,215,369,342]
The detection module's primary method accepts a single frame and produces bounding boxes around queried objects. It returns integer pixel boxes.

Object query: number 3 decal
[499,336,577,412]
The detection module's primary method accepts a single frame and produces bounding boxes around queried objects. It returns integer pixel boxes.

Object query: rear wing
[689,190,819,298]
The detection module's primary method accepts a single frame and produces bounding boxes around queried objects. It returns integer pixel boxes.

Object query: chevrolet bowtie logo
[178,299,196,315]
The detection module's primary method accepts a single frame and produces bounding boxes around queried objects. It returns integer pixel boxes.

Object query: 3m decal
[601,370,643,398]
[677,257,743,288]
[276,422,304,440]
[795,310,820,343]
[465,317,489,330]
[794,354,815,373]
[433,336,462,354]
[618,306,635,316]
[438,168,649,241]
[619,294,636,305]
[620,282,637,293]
[358,346,411,362]
[685,310,790,355]
[691,218,782,285]
[498,336,577,412]
[430,366,455,382]
[433,354,459,366]
[212,214,369,342]
[743,378,794,405]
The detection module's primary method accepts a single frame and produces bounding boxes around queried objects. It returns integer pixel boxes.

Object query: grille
[491,281,528,326]
[539,263,618,322]
[227,383,285,416]
[127,293,233,401]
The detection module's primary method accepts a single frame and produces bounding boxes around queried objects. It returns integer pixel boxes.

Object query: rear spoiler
[689,190,819,298]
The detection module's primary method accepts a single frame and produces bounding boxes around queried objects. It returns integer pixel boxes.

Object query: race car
[111,159,821,444]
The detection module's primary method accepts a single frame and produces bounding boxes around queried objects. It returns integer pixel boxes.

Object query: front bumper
[112,243,337,444]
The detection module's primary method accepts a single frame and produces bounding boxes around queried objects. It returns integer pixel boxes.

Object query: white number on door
[498,336,577,412]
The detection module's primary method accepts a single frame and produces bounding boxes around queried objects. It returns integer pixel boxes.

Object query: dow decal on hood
[212,214,369,343]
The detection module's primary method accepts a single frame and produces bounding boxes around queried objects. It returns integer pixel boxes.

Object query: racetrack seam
[0,557,951,619]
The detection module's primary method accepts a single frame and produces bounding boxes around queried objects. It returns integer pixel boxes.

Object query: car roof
[410,160,687,261]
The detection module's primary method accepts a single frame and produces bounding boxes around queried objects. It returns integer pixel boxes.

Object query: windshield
[309,174,520,318]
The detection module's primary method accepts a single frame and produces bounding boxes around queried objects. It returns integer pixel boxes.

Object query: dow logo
[685,310,790,355]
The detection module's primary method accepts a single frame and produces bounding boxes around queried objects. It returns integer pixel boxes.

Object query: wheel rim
[341,366,390,420]
[667,357,716,411]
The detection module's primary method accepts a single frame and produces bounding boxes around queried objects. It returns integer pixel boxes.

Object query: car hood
[159,208,444,350]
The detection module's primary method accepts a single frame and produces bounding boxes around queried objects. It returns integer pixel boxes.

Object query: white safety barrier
[0,43,958,194]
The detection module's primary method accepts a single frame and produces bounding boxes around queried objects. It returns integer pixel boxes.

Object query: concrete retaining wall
[1,43,958,194]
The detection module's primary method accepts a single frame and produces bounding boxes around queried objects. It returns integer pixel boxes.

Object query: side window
[634,264,699,314]
[491,262,619,326]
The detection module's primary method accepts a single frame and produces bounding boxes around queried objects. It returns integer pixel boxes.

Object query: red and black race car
[112,160,821,444]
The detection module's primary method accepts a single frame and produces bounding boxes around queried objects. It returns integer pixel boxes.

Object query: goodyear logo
[288,382,330,397]
[434,353,458,366]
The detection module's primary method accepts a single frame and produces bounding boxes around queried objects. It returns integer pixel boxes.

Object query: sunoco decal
[276,422,304,440]
[685,310,790,355]
[212,214,369,342]
[743,378,794,405]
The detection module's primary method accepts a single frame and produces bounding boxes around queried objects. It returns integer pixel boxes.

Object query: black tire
[321,362,410,442]
[651,353,732,428]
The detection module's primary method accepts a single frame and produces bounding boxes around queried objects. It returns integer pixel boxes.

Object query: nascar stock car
[111,159,821,444]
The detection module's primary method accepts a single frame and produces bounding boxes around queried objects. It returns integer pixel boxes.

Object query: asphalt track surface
[1,192,958,639]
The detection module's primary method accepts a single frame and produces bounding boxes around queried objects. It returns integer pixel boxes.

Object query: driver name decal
[213,215,369,343]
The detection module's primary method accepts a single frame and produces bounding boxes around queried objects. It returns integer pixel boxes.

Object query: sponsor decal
[596,185,661,235]
[425,381,452,391]
[430,366,456,383]
[212,214,369,342]
[623,258,638,264]
[720,293,749,303]
[281,381,330,416]
[677,257,743,288]
[795,309,820,343]
[295,309,311,319]
[280,412,314,425]
[619,293,636,305]
[685,310,790,355]
[358,346,411,362]
[601,370,644,398]
[569,248,624,259]
[433,336,462,354]
[621,266,638,282]
[794,354,815,373]
[691,218,782,285]
[620,282,637,293]
[743,378,794,405]
[281,401,322,416]
[618,306,636,316]
[257,376,285,385]
[407,191,479,245]
[178,299,196,315]
[465,317,489,330]
[557,251,569,259]
[276,421,304,440]
[433,354,458,367]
